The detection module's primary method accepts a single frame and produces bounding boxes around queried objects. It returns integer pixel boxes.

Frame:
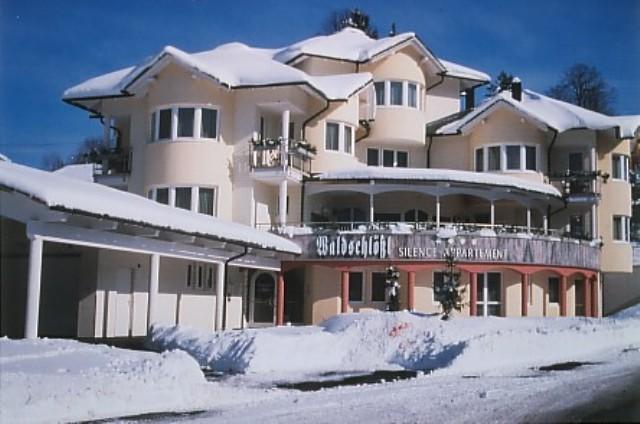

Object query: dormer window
[150,105,219,142]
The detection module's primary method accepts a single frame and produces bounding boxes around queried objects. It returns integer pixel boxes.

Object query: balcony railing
[249,138,314,176]
[257,220,597,244]
[548,170,608,199]
[88,147,131,176]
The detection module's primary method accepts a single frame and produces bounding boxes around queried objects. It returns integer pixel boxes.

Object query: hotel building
[2,28,638,338]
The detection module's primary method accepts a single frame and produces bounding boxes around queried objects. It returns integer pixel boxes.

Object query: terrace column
[276,272,285,325]
[148,253,160,331]
[470,272,478,317]
[521,273,529,317]
[341,271,349,313]
[526,208,532,232]
[584,278,592,318]
[591,276,599,317]
[435,195,441,228]
[543,214,549,235]
[407,271,416,311]
[559,275,568,317]
[278,179,288,227]
[24,236,44,339]
[215,262,225,331]
[490,201,495,229]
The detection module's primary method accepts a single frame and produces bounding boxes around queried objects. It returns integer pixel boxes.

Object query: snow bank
[150,309,640,381]
[0,338,275,423]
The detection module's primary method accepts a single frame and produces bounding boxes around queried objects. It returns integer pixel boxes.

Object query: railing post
[436,195,441,229]
[470,272,478,317]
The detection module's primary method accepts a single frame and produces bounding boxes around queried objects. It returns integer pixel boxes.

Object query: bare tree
[41,152,65,171]
[321,8,378,39]
[486,71,515,97]
[547,64,615,114]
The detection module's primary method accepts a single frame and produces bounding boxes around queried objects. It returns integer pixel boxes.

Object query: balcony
[548,170,608,203]
[249,138,314,184]
[90,147,131,190]
[263,220,601,270]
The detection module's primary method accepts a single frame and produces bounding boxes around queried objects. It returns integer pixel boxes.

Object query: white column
[543,213,549,235]
[591,205,597,240]
[194,108,202,139]
[171,108,178,140]
[369,181,375,223]
[215,263,225,331]
[436,196,441,228]
[281,109,290,140]
[148,254,160,330]
[281,109,290,170]
[490,201,495,228]
[526,208,531,232]
[24,236,44,339]
[278,179,288,227]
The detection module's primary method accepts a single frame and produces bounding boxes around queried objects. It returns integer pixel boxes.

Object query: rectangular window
[197,265,203,289]
[408,83,417,108]
[186,264,192,288]
[175,187,192,210]
[612,154,629,181]
[344,125,353,154]
[158,109,172,140]
[349,272,363,302]
[177,108,194,137]
[207,267,214,290]
[506,145,521,170]
[475,148,484,172]
[374,82,385,106]
[396,151,408,168]
[390,81,403,105]
[433,271,445,302]
[488,146,501,171]
[613,216,630,242]
[367,148,379,166]
[198,188,215,216]
[569,152,583,172]
[201,108,218,139]
[548,277,560,303]
[525,146,537,171]
[383,150,395,167]
[371,272,386,302]
[325,122,340,151]
[156,187,169,205]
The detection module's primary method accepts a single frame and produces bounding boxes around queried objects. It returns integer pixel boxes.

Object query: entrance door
[251,273,275,325]
[575,279,585,316]
[476,272,502,317]
[114,268,134,337]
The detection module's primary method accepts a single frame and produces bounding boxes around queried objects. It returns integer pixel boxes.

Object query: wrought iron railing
[90,147,131,176]
[249,138,313,175]
[548,170,608,198]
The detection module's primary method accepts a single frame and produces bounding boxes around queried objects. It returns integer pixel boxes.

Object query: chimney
[464,88,475,111]
[512,77,522,101]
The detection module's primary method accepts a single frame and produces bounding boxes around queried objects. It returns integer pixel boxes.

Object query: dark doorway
[284,269,305,324]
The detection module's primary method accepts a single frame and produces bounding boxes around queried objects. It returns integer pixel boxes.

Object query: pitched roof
[436,89,622,135]
[438,59,491,83]
[0,160,301,255]
[63,43,372,103]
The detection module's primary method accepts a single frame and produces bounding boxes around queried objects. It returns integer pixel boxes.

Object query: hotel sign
[297,232,599,269]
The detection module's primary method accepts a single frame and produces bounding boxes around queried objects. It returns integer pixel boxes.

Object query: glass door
[251,273,275,324]
[476,272,502,317]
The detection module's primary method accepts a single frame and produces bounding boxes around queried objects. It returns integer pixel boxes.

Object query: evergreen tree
[434,253,465,320]
[486,71,515,97]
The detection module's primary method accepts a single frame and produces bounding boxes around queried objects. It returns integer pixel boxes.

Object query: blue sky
[1,0,639,168]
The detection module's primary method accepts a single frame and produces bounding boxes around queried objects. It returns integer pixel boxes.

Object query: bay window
[325,122,340,151]
[390,81,403,105]
[150,186,217,216]
[367,148,408,168]
[488,146,501,171]
[344,125,353,154]
[174,187,192,210]
[150,105,219,142]
[506,145,521,170]
[367,148,379,166]
[374,82,385,106]
[408,83,418,108]
[525,146,537,170]
[374,80,422,109]
[476,144,538,172]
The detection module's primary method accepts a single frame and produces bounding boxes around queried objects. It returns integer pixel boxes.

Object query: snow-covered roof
[616,115,640,139]
[53,163,94,182]
[64,43,372,102]
[274,28,423,64]
[315,166,561,197]
[436,89,621,135]
[0,161,300,254]
[438,59,491,83]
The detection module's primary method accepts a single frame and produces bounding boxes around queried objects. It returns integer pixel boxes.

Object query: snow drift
[149,307,640,379]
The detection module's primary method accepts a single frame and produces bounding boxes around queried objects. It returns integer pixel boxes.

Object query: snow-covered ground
[2,306,639,423]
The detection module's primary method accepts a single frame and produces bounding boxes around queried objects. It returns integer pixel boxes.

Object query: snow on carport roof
[0,161,300,255]
[436,89,620,135]
[315,166,561,198]
[63,43,372,102]
[438,58,490,82]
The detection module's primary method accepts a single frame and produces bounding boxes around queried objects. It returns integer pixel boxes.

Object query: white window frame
[475,144,539,173]
[476,272,502,317]
[612,215,631,243]
[374,80,423,110]
[368,148,409,168]
[186,262,216,291]
[612,154,630,182]
[150,104,220,143]
[324,121,354,155]
[149,185,217,216]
